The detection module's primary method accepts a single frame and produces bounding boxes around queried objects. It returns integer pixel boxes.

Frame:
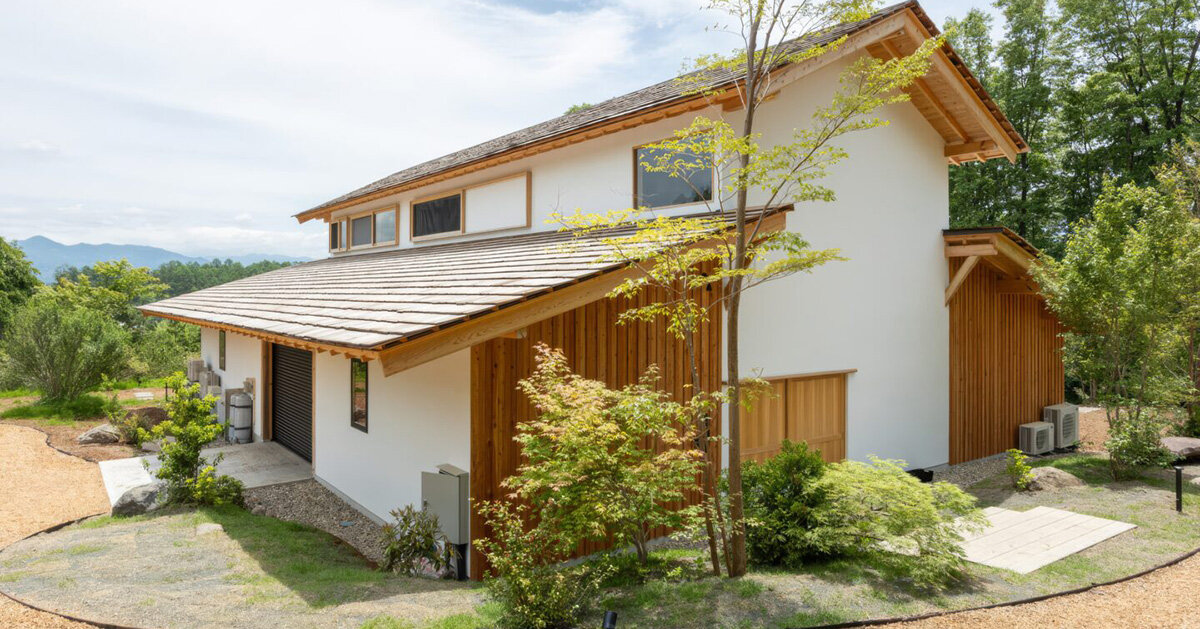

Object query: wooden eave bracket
[944,255,979,305]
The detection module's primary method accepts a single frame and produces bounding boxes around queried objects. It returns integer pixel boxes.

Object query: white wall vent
[1019,422,1054,456]
[1043,403,1079,449]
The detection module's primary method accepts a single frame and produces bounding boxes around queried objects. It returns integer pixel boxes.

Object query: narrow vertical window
[350,358,368,432]
[329,221,340,251]
[351,215,373,248]
[218,330,226,371]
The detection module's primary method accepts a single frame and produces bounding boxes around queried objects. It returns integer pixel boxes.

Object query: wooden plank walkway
[961,506,1136,574]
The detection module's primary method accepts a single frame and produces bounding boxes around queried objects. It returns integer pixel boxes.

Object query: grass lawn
[0,393,150,421]
[581,454,1200,628]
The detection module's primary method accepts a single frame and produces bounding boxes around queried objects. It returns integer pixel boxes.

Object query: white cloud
[0,0,992,259]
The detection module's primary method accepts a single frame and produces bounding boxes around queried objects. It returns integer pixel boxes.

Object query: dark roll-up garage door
[271,344,313,462]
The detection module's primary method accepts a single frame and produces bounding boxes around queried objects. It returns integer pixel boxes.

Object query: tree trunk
[685,328,722,576]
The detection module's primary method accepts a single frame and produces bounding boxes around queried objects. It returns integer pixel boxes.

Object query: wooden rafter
[878,38,970,145]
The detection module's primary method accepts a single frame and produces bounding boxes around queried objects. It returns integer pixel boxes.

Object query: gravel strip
[244,479,386,565]
[0,424,109,629]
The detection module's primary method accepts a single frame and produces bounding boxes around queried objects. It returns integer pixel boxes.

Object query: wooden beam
[945,243,997,258]
[900,9,1021,162]
[878,39,969,144]
[996,279,1036,294]
[992,233,1033,272]
[945,141,995,158]
[945,255,980,305]
[380,211,789,376]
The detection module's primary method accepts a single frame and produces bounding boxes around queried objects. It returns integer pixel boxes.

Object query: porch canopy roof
[942,227,1042,305]
[139,208,788,373]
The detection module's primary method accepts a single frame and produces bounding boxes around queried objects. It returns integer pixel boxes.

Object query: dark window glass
[635,145,713,208]
[350,358,368,432]
[351,215,373,247]
[412,194,462,238]
[218,331,226,371]
[374,210,396,243]
[329,221,341,251]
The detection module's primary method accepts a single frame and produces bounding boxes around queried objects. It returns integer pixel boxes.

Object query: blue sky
[0,0,997,259]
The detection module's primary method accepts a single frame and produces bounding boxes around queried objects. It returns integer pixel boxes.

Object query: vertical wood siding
[740,374,848,464]
[469,281,722,580]
[948,258,1065,464]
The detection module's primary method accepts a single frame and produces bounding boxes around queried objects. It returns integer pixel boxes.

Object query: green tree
[947,0,1067,252]
[1056,0,1200,220]
[506,344,706,563]
[1,291,129,400]
[143,374,243,506]
[556,0,940,576]
[55,259,167,333]
[153,258,292,297]
[0,238,40,338]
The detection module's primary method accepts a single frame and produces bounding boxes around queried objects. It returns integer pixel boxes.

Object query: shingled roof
[140,209,785,354]
[297,1,1024,222]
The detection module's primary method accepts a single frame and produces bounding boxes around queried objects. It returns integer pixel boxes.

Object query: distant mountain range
[13,235,310,281]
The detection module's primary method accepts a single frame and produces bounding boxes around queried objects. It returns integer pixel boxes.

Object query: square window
[412,193,462,239]
[350,358,368,432]
[635,144,714,209]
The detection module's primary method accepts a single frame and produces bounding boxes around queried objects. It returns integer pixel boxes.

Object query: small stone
[1162,437,1200,461]
[339,521,355,528]
[77,424,121,445]
[250,505,266,516]
[196,523,224,536]
[112,482,165,516]
[1028,466,1085,491]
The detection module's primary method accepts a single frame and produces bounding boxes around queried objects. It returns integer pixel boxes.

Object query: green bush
[1,293,128,401]
[741,440,827,568]
[142,373,243,506]
[1005,449,1033,491]
[474,501,607,629]
[1107,412,1174,480]
[0,393,115,420]
[806,457,985,591]
[380,505,455,577]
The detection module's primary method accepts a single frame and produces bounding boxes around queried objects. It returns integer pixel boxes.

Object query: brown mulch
[0,419,140,462]
[896,551,1200,628]
[1078,406,1109,452]
[0,424,110,628]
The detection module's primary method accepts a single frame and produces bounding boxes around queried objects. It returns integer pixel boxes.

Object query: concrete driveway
[98,441,312,506]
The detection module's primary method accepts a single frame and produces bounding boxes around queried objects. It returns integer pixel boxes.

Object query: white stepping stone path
[960,506,1136,574]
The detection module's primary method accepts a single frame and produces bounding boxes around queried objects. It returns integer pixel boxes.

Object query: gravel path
[0,424,109,629]
[245,480,385,565]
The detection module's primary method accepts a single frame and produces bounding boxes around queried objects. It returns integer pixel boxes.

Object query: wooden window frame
[350,357,368,433]
[328,218,348,253]
[632,139,716,211]
[409,171,532,243]
[339,205,399,251]
[218,330,226,371]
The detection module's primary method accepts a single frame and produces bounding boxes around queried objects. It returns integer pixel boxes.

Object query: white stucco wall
[734,60,951,469]
[312,349,471,523]
[199,328,265,440]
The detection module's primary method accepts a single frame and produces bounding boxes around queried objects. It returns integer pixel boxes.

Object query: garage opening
[270,344,313,462]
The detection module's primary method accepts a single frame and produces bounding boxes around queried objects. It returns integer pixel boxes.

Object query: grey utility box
[421,463,469,545]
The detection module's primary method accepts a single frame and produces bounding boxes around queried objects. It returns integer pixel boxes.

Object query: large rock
[77,423,121,445]
[112,481,165,516]
[1028,467,1085,491]
[1162,437,1200,461]
[125,406,168,428]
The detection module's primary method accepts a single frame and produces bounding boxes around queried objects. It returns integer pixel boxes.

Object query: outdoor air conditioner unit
[1019,422,1055,456]
[1043,403,1080,449]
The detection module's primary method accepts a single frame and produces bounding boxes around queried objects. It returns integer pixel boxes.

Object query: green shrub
[508,345,705,563]
[109,407,164,446]
[380,505,455,577]
[1,293,128,401]
[0,393,115,420]
[143,373,243,507]
[806,457,985,590]
[1005,449,1033,491]
[474,501,607,629]
[741,440,827,568]
[1107,411,1174,480]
